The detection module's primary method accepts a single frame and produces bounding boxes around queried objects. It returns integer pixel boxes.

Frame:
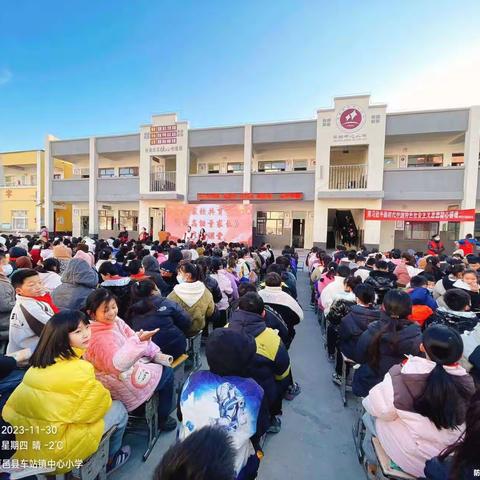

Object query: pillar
[44,135,55,232]
[312,200,328,248]
[243,125,252,203]
[36,150,42,231]
[460,106,480,238]
[88,137,98,237]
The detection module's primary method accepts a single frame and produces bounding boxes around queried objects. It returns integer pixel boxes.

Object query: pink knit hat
[74,250,95,268]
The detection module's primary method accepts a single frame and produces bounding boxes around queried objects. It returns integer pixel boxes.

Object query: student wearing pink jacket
[362,325,475,477]
[84,288,177,432]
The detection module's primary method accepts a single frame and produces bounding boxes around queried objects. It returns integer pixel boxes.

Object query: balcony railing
[150,171,176,192]
[329,164,368,190]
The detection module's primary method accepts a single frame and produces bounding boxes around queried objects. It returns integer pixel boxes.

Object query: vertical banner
[166,203,253,244]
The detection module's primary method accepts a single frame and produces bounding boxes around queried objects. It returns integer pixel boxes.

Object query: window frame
[118,167,139,177]
[98,168,115,178]
[257,211,284,236]
[403,221,439,240]
[293,160,308,171]
[208,163,221,174]
[11,210,29,231]
[227,162,244,173]
[258,161,286,173]
[407,154,444,168]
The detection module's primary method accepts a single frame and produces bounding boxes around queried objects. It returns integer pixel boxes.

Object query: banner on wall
[165,204,253,244]
[364,209,475,222]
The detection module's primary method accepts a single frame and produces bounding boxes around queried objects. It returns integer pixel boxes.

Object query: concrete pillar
[312,200,328,248]
[36,150,42,231]
[138,200,149,236]
[44,135,55,232]
[460,106,480,238]
[243,125,252,198]
[88,137,98,236]
[363,219,382,250]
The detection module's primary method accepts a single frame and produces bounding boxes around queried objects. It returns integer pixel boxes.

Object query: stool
[35,427,116,480]
[186,330,203,371]
[170,354,189,413]
[340,353,356,406]
[371,437,416,480]
[127,392,160,461]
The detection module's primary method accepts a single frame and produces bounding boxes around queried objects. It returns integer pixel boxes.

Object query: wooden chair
[170,354,189,413]
[371,437,416,480]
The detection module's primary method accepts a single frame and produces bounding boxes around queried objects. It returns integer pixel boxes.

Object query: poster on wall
[165,204,253,244]
[364,209,475,222]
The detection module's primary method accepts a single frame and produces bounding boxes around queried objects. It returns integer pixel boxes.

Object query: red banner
[165,203,253,244]
[197,192,303,201]
[364,209,475,222]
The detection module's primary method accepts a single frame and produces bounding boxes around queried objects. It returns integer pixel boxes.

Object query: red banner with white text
[364,209,475,222]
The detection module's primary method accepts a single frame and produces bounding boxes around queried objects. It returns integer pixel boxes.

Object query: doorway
[80,216,89,237]
[149,208,165,240]
[292,219,305,248]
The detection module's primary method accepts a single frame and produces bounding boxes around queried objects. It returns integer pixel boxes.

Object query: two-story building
[43,95,480,251]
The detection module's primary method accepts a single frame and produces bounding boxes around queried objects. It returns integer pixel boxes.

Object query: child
[3,310,131,474]
[7,268,59,359]
[84,288,177,432]
[363,325,475,477]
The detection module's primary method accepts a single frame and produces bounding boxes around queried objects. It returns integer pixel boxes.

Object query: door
[80,216,89,237]
[292,219,305,248]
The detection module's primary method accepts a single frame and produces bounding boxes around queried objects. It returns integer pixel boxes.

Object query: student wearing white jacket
[320,265,352,315]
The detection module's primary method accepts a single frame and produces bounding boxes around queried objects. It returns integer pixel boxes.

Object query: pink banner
[165,203,253,244]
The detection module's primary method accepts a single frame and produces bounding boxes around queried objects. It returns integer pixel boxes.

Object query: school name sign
[364,209,476,222]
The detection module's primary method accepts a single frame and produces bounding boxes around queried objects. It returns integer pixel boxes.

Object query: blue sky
[1,0,480,151]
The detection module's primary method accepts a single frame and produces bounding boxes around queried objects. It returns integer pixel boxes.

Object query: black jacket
[338,304,381,361]
[424,308,479,334]
[264,305,291,349]
[326,297,356,327]
[100,277,132,320]
[352,313,422,397]
[364,270,397,303]
[227,310,291,413]
[129,295,192,359]
[142,255,168,293]
[204,275,222,304]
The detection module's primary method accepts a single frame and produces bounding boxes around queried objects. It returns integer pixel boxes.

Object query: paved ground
[113,268,365,480]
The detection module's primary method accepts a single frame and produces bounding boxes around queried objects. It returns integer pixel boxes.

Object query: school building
[41,94,480,252]
[0,150,72,234]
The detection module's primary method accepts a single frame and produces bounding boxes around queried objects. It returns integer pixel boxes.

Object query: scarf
[32,293,60,314]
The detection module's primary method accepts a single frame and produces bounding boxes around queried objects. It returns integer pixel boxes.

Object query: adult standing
[427,234,445,256]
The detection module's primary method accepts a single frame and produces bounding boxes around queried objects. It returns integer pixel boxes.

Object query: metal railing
[150,171,176,192]
[329,164,368,189]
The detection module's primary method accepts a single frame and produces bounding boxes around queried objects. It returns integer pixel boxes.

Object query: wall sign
[365,209,475,222]
[337,106,365,132]
[197,192,304,201]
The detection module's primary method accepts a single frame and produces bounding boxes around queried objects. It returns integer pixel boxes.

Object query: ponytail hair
[324,262,338,280]
[414,325,473,430]
[344,275,362,291]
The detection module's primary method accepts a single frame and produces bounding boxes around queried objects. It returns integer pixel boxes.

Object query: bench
[34,426,116,480]
[127,392,160,461]
[186,330,203,371]
[372,437,416,480]
[340,353,357,407]
[170,354,189,413]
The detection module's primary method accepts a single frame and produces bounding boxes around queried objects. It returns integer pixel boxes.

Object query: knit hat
[74,250,94,268]
[9,246,28,259]
[206,329,256,377]
[15,256,33,269]
[53,244,72,259]
[452,249,465,258]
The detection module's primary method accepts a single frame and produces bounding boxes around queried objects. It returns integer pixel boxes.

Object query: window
[227,162,244,173]
[98,168,115,178]
[98,210,114,230]
[447,222,460,241]
[293,160,308,171]
[53,174,62,180]
[208,163,220,174]
[119,167,139,177]
[384,156,397,169]
[4,175,14,186]
[257,211,284,236]
[451,153,464,167]
[404,222,439,240]
[11,210,28,231]
[322,118,331,127]
[407,154,443,168]
[119,210,138,231]
[371,114,381,124]
[258,161,286,172]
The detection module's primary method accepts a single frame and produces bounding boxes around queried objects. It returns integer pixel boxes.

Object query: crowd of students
[308,243,480,479]
[0,231,303,479]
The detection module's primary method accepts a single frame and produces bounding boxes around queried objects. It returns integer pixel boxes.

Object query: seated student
[274,256,298,299]
[407,275,438,327]
[425,391,480,480]
[128,279,191,359]
[3,310,131,474]
[339,284,380,362]
[258,272,303,342]
[0,263,15,332]
[167,262,215,336]
[433,263,465,304]
[52,258,98,311]
[178,329,268,480]
[7,268,58,358]
[209,257,234,328]
[232,282,291,349]
[84,288,177,432]
[154,426,236,480]
[364,260,398,305]
[141,254,168,292]
[353,290,422,397]
[453,269,480,311]
[36,257,62,292]
[313,261,337,307]
[424,288,479,334]
[320,265,353,315]
[227,293,294,433]
[0,349,28,411]
[127,259,149,282]
[260,263,294,298]
[98,261,132,320]
[461,322,480,385]
[363,325,475,478]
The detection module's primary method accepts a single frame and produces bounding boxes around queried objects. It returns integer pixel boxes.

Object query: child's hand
[137,329,160,342]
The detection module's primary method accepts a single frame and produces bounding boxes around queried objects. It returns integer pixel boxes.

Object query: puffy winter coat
[52,258,98,311]
[339,304,381,361]
[461,323,480,382]
[320,276,346,314]
[408,287,437,311]
[204,275,223,304]
[364,271,398,304]
[100,277,132,320]
[393,263,410,287]
[363,356,475,477]
[129,295,191,359]
[167,281,215,335]
[424,307,479,334]
[84,318,168,411]
[0,275,15,330]
[352,313,422,397]
[3,349,111,473]
[210,272,233,311]
[142,255,168,292]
